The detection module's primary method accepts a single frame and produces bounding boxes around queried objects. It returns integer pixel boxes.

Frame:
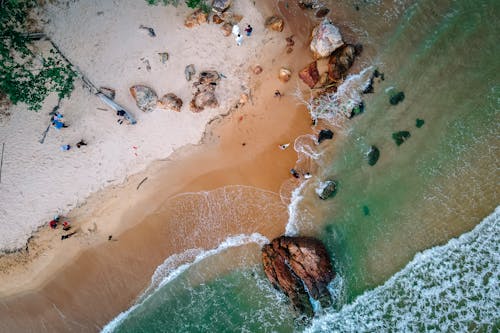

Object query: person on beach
[236,34,243,46]
[62,221,71,231]
[245,25,253,36]
[274,90,282,98]
[279,143,290,150]
[76,140,87,148]
[304,172,312,179]
[60,144,71,151]
[290,168,300,179]
[117,110,127,125]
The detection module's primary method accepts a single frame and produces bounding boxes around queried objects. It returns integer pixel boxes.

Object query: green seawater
[107,0,499,331]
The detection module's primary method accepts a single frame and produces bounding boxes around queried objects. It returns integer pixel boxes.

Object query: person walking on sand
[232,24,240,36]
[76,140,87,148]
[245,24,253,36]
[236,34,243,46]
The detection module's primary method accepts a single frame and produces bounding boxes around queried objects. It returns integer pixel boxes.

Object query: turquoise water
[106,0,499,331]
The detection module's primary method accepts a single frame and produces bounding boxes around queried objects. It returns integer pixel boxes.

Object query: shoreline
[0,1,322,330]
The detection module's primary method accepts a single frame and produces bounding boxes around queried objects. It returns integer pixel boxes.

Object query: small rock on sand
[279,67,292,83]
[265,15,284,32]
[158,93,183,112]
[129,85,158,112]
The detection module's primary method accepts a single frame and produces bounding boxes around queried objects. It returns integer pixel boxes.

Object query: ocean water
[105,0,499,331]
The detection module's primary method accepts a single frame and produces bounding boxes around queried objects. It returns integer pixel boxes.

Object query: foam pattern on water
[306,207,500,332]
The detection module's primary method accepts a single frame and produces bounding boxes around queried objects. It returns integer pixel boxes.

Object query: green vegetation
[392,131,411,146]
[416,118,425,128]
[146,0,211,12]
[0,0,76,111]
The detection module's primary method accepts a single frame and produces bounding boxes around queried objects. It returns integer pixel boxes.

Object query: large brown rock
[129,85,158,112]
[265,15,284,32]
[310,19,343,59]
[185,9,208,28]
[221,22,232,36]
[262,236,335,316]
[190,70,221,112]
[299,61,320,88]
[328,44,358,81]
[279,67,292,83]
[158,93,183,112]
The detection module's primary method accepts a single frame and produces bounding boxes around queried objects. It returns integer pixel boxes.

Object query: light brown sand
[0,1,323,331]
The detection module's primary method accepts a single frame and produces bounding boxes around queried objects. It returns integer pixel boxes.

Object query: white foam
[306,206,500,332]
[101,233,269,333]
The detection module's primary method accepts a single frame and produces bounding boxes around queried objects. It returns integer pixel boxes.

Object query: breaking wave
[306,206,500,332]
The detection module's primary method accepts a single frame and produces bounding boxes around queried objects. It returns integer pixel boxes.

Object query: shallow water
[105,0,499,331]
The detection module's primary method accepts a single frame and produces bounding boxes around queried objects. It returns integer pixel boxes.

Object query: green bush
[146,0,211,12]
[0,0,76,111]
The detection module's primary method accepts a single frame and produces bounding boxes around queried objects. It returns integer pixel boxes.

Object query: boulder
[253,65,263,74]
[212,14,223,24]
[299,61,320,88]
[129,85,158,112]
[315,7,330,18]
[212,0,232,13]
[265,15,284,32]
[185,64,196,81]
[279,67,292,82]
[190,90,218,112]
[310,19,344,59]
[262,236,335,316]
[328,44,357,81]
[221,11,243,23]
[297,0,317,9]
[367,146,380,166]
[317,129,333,143]
[158,93,183,112]
[221,22,233,36]
[197,70,220,85]
[317,180,337,200]
[185,9,208,28]
[392,131,411,146]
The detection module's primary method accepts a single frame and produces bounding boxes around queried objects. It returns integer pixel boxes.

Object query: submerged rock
[129,85,158,112]
[299,61,320,88]
[318,129,334,143]
[262,236,335,316]
[328,44,358,81]
[416,118,425,128]
[392,131,411,146]
[367,145,380,166]
[310,19,344,59]
[158,93,183,112]
[265,15,284,32]
[317,180,337,200]
[389,91,405,105]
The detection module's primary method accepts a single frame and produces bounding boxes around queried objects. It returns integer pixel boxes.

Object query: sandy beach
[0,0,322,330]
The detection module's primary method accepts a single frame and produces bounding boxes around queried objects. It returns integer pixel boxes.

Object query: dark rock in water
[262,236,335,316]
[416,118,425,128]
[318,129,334,143]
[349,101,365,118]
[362,78,374,94]
[318,180,337,200]
[392,131,411,146]
[367,145,380,166]
[389,91,405,105]
[328,44,357,81]
[363,205,370,216]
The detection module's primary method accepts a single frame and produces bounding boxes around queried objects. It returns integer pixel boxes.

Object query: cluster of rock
[190,70,221,112]
[129,85,182,113]
[262,236,335,317]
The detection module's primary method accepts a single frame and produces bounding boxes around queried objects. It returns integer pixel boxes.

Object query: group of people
[50,112,89,152]
[233,24,253,46]
[49,215,72,231]
[60,139,87,151]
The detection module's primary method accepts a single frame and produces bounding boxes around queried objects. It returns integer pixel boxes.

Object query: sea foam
[306,206,500,332]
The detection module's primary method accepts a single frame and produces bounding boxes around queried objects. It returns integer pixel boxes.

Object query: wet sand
[0,2,322,331]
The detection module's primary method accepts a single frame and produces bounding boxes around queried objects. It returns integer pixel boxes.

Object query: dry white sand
[0,0,266,251]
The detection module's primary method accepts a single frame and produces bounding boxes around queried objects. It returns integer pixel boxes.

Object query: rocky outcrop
[279,67,292,82]
[190,70,220,112]
[310,19,344,59]
[262,236,335,316]
[184,9,209,28]
[265,15,284,32]
[129,85,158,112]
[317,129,334,143]
[328,44,359,81]
[299,61,320,88]
[212,0,232,13]
[158,93,183,112]
[317,180,337,200]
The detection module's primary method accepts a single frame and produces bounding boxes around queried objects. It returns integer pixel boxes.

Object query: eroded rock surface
[310,19,343,59]
[265,15,284,32]
[262,236,335,316]
[190,70,220,112]
[129,85,158,112]
[299,61,320,88]
[158,93,183,112]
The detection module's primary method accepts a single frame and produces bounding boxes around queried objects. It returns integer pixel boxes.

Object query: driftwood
[136,177,148,190]
[0,143,4,183]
